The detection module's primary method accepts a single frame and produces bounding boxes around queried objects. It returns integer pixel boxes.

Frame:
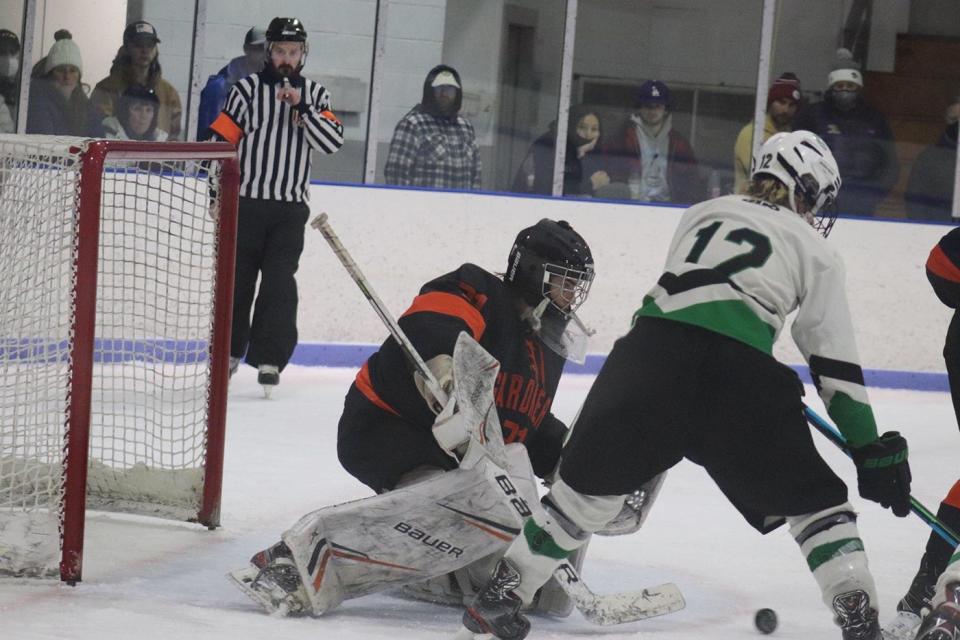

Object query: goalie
[229,219,601,616]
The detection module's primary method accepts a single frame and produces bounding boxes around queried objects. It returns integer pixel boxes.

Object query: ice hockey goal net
[0,135,239,582]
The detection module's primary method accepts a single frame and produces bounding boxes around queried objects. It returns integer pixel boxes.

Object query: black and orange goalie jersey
[353,263,568,477]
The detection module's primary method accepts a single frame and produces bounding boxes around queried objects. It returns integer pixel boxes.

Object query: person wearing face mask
[90,21,182,140]
[384,64,481,190]
[0,29,20,126]
[102,84,167,141]
[904,98,960,221]
[25,32,103,136]
[511,105,610,197]
[605,79,703,204]
[793,49,898,217]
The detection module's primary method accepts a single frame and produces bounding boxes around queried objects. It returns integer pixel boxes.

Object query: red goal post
[0,136,239,583]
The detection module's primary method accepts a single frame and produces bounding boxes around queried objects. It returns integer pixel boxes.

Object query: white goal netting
[0,135,233,578]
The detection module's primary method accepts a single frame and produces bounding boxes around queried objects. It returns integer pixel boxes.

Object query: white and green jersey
[637,195,878,447]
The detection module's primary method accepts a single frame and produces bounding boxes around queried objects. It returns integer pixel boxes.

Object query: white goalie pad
[282,444,538,615]
[282,333,538,615]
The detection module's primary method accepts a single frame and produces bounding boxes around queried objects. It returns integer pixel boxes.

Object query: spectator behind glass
[196,26,266,140]
[0,29,20,127]
[605,80,702,204]
[384,65,481,190]
[512,105,610,197]
[793,49,898,216]
[733,73,801,194]
[26,32,103,136]
[905,97,960,221]
[91,21,182,139]
[102,84,167,141]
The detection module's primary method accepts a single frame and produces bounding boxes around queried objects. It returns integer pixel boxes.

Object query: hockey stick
[804,405,960,547]
[312,213,685,626]
[310,212,448,410]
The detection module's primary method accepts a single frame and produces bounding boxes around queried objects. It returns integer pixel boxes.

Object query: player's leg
[463,317,692,639]
[230,197,267,363]
[245,201,310,384]
[915,548,960,639]
[337,385,457,494]
[889,481,960,636]
[697,336,879,640]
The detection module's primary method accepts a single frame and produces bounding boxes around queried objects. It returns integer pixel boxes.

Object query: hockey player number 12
[685,221,772,277]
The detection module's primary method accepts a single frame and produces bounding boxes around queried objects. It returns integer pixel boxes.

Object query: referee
[210,17,343,396]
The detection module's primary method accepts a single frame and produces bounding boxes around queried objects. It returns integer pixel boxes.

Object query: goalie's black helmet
[506,219,594,317]
[266,17,307,43]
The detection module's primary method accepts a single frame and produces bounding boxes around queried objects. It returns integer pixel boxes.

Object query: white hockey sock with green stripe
[788,503,878,610]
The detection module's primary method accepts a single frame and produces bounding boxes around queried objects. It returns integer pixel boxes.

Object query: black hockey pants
[230,196,310,371]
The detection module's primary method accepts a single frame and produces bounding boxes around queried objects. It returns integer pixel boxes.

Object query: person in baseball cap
[196,26,268,139]
[606,78,701,203]
[90,19,182,139]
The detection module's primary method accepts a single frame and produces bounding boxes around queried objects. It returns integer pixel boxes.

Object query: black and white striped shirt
[212,71,344,202]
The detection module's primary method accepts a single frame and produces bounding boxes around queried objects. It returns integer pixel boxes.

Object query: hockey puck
[754,608,778,634]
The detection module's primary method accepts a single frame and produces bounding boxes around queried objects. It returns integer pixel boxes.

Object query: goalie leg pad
[279,449,539,615]
[788,502,878,612]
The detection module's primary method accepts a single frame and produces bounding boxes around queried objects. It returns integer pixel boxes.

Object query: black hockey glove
[851,431,911,517]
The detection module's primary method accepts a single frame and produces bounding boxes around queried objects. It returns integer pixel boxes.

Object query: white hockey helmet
[751,130,842,236]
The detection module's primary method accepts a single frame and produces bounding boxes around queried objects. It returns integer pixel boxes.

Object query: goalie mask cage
[0,135,239,583]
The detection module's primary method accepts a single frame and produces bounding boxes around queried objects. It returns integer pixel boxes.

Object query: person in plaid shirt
[384,64,481,190]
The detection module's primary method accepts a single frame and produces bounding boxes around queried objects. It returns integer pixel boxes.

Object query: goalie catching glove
[414,354,470,455]
[851,431,911,517]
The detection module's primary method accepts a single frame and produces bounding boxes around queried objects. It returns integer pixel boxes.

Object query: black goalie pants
[558,316,848,533]
[230,196,310,371]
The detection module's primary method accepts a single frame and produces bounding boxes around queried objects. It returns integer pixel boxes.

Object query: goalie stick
[804,404,960,547]
[311,213,685,626]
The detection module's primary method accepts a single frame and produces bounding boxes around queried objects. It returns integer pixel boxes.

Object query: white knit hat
[827,48,862,88]
[44,37,82,75]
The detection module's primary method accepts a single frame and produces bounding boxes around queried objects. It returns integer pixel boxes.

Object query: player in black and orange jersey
[337,218,594,494]
[226,219,596,617]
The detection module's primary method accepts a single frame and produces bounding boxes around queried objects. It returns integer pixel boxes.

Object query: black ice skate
[899,553,938,616]
[257,365,279,398]
[832,589,881,640]
[461,559,531,640]
[227,540,310,616]
[915,582,960,640]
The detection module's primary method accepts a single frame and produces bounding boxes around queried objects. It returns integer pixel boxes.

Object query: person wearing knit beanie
[733,72,802,193]
[44,36,82,78]
[26,32,102,136]
[792,48,898,216]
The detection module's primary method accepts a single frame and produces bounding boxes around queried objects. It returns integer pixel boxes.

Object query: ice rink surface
[1,365,956,640]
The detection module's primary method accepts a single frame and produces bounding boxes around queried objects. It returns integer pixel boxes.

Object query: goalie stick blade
[554,563,685,626]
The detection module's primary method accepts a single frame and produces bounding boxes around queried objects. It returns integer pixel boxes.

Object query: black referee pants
[231,196,310,371]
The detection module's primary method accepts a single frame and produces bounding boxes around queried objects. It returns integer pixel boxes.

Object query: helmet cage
[541,262,594,318]
[777,150,840,237]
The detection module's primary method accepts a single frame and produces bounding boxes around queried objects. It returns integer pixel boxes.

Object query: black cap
[123,21,160,46]
[244,27,266,47]
[121,83,159,105]
[0,29,20,53]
